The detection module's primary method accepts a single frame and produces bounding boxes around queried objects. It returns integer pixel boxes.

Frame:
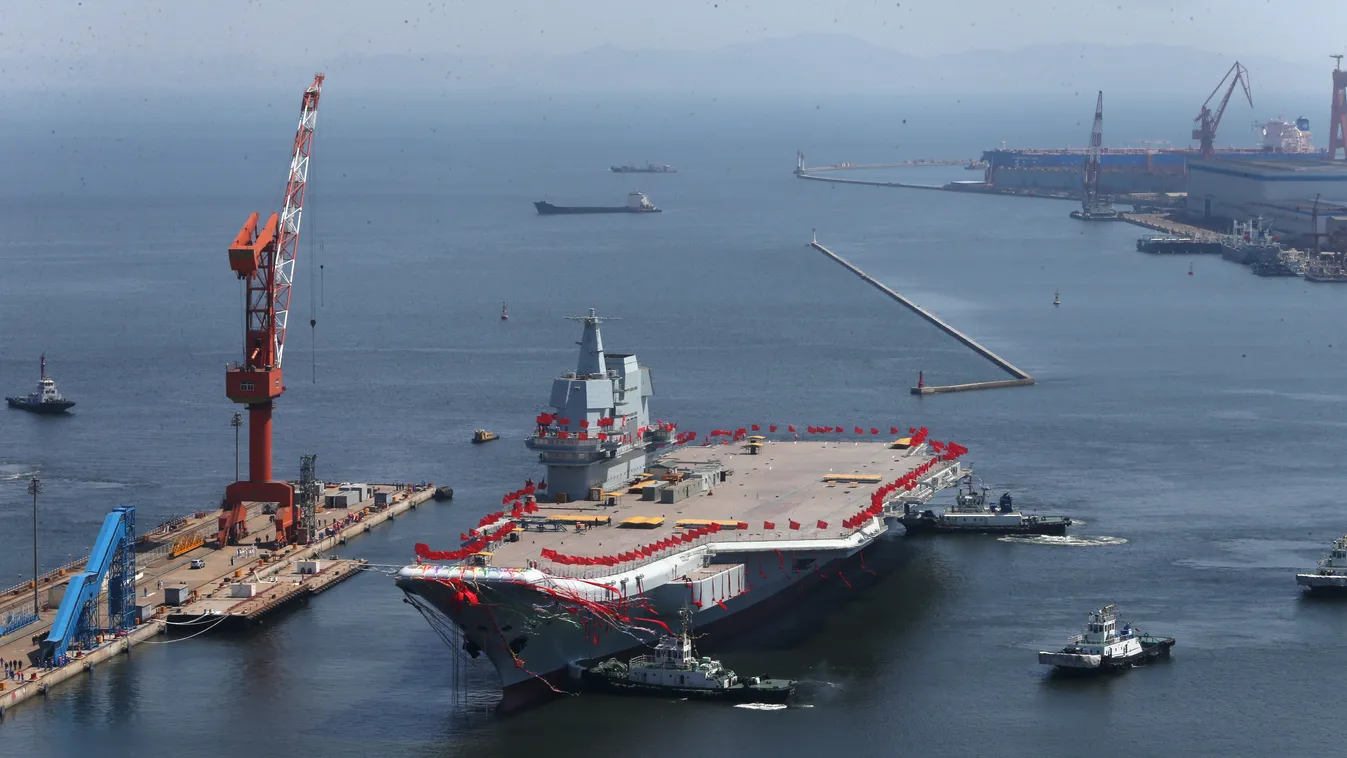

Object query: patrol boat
[1038,604,1175,674]
[576,608,795,702]
[6,355,75,414]
[395,309,967,712]
[1295,535,1347,594]
[898,476,1071,535]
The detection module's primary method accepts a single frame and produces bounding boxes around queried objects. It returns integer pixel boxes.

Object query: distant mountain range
[1,34,1331,97]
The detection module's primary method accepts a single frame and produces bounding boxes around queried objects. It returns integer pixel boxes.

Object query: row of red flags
[415,521,518,562]
[541,522,743,566]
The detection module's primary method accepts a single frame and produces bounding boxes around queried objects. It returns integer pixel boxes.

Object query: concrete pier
[796,171,1077,202]
[809,239,1035,395]
[0,483,436,719]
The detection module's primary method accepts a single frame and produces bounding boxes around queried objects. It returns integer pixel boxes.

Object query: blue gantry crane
[42,506,136,661]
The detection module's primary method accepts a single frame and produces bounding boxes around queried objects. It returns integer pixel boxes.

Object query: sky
[5,0,1344,63]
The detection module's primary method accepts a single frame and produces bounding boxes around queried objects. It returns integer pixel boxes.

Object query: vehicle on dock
[1295,535,1347,594]
[574,609,795,703]
[534,191,661,215]
[898,476,1071,536]
[471,429,499,444]
[1038,604,1175,674]
[6,354,75,414]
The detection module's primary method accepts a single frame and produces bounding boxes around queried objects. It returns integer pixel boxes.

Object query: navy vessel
[899,476,1071,536]
[396,310,966,712]
[1295,535,1347,593]
[6,355,75,414]
[611,163,675,173]
[535,191,661,215]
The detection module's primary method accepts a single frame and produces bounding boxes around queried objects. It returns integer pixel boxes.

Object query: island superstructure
[396,310,968,711]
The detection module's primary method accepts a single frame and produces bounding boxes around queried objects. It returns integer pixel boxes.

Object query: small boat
[471,430,499,444]
[1038,604,1175,674]
[899,475,1072,536]
[1053,289,1060,306]
[1295,535,1347,594]
[6,355,75,414]
[1188,262,1194,276]
[575,609,795,702]
[500,302,509,321]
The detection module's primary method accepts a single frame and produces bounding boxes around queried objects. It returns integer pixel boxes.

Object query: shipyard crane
[218,74,325,547]
[1192,62,1253,158]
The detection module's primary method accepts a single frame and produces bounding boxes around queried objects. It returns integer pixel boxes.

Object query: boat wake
[0,465,39,481]
[998,535,1127,547]
[734,703,789,711]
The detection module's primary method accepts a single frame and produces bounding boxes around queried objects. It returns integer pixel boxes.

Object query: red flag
[817,520,829,529]
[870,428,879,435]
[789,520,801,530]
[788,425,796,433]
[890,426,899,435]
[764,520,776,530]
[769,425,778,432]
[580,419,590,428]
[854,427,863,434]
[751,424,760,431]
[737,521,749,530]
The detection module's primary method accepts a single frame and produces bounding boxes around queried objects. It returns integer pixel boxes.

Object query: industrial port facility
[800,58,1347,248]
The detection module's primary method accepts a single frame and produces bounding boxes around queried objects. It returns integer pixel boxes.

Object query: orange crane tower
[218,74,325,547]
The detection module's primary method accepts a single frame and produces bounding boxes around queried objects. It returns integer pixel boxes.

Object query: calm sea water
[1,93,1343,757]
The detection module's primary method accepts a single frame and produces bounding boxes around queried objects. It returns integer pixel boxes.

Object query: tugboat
[898,476,1071,536]
[1295,535,1347,594]
[471,429,499,444]
[534,191,661,215]
[500,302,509,321]
[1251,255,1300,277]
[576,609,795,702]
[1053,289,1060,306]
[1038,604,1175,674]
[6,355,75,414]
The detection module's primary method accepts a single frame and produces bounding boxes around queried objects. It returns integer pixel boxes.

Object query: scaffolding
[297,454,321,545]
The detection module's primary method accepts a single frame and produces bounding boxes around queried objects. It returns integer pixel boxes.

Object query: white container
[297,560,324,575]
[230,583,258,598]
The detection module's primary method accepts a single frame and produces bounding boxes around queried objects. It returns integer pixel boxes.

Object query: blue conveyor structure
[42,506,136,661]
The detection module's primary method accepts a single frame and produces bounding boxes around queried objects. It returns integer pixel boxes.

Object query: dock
[801,159,977,172]
[808,238,1035,395]
[0,483,437,718]
[167,558,366,632]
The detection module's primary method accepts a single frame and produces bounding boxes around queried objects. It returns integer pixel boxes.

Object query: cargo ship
[610,163,676,173]
[534,191,661,215]
[396,310,966,712]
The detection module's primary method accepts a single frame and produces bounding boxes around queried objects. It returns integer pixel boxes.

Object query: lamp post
[28,475,41,616]
[231,412,243,482]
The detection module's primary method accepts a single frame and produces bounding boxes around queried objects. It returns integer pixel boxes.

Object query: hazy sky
[5,0,1345,63]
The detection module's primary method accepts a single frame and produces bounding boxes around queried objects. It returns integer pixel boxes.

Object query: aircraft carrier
[395,310,967,711]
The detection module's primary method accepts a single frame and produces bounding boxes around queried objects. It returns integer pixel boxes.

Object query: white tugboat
[576,609,795,702]
[899,475,1072,536]
[1038,604,1175,674]
[5,354,75,414]
[1295,536,1347,594]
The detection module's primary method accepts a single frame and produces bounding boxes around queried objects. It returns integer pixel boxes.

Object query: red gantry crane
[218,74,325,547]
[1192,62,1253,159]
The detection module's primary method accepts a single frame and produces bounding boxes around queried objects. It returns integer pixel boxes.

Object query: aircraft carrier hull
[398,535,885,712]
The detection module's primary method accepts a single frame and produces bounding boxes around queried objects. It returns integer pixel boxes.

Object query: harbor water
[0,94,1342,756]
